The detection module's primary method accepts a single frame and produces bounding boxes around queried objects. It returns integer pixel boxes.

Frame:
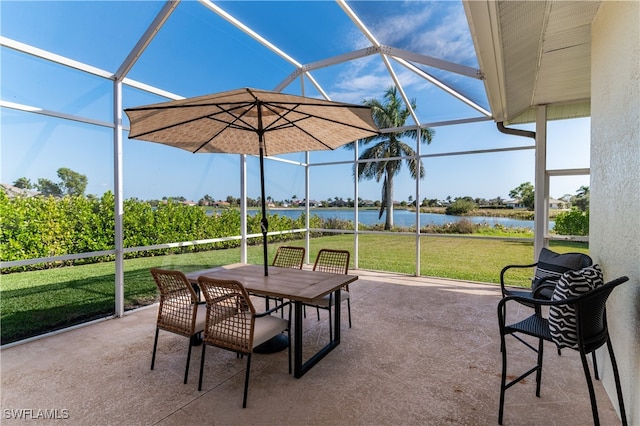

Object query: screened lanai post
[113,80,125,317]
[415,125,421,277]
[305,151,310,264]
[240,154,248,264]
[259,137,269,277]
[534,105,549,257]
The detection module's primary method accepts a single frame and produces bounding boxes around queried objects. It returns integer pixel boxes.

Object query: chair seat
[195,303,207,332]
[210,312,288,349]
[506,314,552,341]
[253,315,289,348]
[504,288,536,300]
[310,290,350,308]
[161,303,207,333]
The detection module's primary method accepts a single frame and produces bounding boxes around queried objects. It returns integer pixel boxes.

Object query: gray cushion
[548,264,603,349]
[252,315,289,348]
[532,248,588,298]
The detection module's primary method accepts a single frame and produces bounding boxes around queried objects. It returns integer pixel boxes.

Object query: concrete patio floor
[0,269,624,425]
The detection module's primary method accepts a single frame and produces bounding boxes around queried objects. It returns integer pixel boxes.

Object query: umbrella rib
[127,102,257,139]
[263,102,379,134]
[259,103,378,150]
[193,105,259,153]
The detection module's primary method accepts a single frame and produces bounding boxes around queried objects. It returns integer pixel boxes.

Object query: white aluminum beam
[1,36,112,79]
[121,78,184,101]
[383,45,482,79]
[380,54,420,126]
[114,0,180,81]
[337,0,380,48]
[274,46,379,93]
[2,36,184,101]
[199,0,301,67]
[303,46,380,72]
[393,56,492,117]
[1,100,114,128]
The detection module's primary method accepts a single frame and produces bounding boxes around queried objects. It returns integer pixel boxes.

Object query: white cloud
[325,2,477,107]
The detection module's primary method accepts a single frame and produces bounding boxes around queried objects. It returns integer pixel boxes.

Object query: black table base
[253,333,289,353]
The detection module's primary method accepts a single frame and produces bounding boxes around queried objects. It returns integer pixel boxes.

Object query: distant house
[549,198,567,209]
[505,199,525,209]
[213,201,230,208]
[181,200,197,206]
[506,198,568,209]
[300,199,321,207]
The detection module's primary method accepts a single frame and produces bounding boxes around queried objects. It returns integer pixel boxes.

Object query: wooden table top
[185,263,357,304]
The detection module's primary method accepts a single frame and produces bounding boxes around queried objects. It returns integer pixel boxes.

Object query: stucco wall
[591,1,640,424]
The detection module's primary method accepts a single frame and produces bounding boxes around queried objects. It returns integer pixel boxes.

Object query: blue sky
[1,1,590,203]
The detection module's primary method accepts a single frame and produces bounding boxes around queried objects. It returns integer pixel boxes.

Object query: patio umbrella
[125,87,379,276]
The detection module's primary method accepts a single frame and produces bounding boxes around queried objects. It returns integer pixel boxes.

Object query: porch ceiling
[464,0,601,125]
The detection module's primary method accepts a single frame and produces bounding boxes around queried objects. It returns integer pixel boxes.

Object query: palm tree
[352,86,434,230]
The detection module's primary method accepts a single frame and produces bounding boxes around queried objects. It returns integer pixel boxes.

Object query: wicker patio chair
[305,249,351,341]
[272,245,306,269]
[262,245,305,313]
[150,268,206,384]
[497,268,629,425]
[197,275,291,408]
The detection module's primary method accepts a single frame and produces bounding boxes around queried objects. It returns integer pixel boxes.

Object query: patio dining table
[185,263,358,378]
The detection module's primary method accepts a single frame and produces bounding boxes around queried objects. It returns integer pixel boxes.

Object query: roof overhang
[463,0,601,125]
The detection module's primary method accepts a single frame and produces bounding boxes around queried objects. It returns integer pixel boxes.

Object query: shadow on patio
[0,270,622,425]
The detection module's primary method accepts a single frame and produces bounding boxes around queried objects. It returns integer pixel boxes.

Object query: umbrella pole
[259,144,269,277]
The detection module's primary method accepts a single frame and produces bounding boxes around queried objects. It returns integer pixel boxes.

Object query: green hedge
[553,209,589,236]
[0,191,321,271]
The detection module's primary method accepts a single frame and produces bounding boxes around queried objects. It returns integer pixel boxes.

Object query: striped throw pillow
[532,248,587,298]
[548,264,603,349]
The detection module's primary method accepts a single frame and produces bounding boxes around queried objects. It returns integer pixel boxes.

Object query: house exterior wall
[591,1,640,423]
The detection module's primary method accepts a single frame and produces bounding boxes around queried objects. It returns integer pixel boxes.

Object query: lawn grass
[0,235,587,344]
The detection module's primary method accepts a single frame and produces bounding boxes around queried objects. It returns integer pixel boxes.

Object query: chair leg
[498,332,508,425]
[242,353,252,408]
[579,349,600,426]
[151,327,159,370]
[316,306,320,321]
[606,339,627,426]
[198,344,207,391]
[346,299,352,328]
[535,338,544,397]
[184,337,194,384]
[592,351,600,380]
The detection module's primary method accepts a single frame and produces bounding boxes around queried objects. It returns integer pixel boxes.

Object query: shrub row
[0,191,322,272]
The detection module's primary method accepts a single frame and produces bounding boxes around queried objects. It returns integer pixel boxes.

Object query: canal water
[254,208,548,229]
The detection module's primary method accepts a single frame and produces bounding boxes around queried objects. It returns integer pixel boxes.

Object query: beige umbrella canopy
[125,87,379,275]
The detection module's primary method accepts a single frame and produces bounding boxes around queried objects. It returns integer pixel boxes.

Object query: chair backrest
[272,246,305,269]
[574,253,593,268]
[533,248,593,288]
[150,268,200,336]
[313,249,350,275]
[197,276,255,354]
[575,276,629,353]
